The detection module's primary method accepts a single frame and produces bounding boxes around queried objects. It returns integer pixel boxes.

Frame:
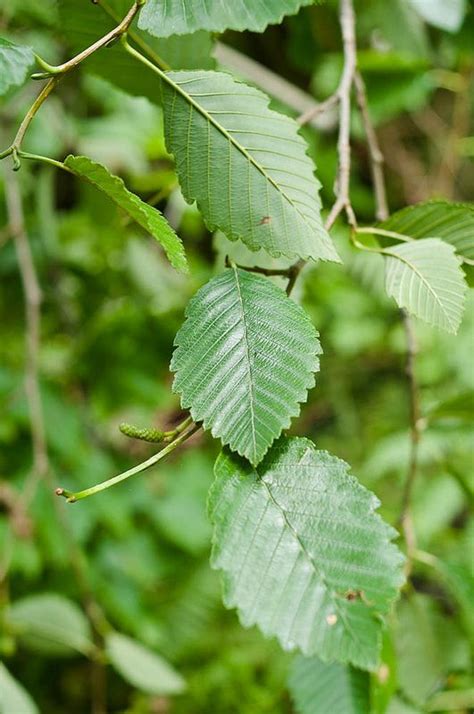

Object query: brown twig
[354,71,389,221]
[287,0,357,296]
[297,93,339,127]
[4,169,49,498]
[325,0,358,232]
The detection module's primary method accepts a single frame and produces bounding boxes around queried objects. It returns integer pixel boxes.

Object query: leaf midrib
[162,71,320,233]
[232,266,258,464]
[260,448,362,643]
[383,245,458,331]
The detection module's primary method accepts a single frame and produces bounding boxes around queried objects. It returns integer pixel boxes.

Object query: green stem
[0,1,146,166]
[99,0,170,71]
[56,423,200,502]
[349,231,384,253]
[33,1,145,78]
[18,151,74,174]
[355,226,413,242]
[0,78,59,166]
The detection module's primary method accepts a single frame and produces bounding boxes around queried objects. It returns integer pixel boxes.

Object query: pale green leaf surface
[106,632,186,695]
[383,238,466,333]
[161,71,339,262]
[380,200,474,261]
[407,0,466,32]
[288,655,370,714]
[64,155,187,272]
[0,37,35,96]
[7,593,93,657]
[139,0,315,37]
[0,664,38,714]
[209,437,406,669]
[171,268,321,465]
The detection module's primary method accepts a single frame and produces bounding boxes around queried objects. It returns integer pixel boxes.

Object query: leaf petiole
[56,423,199,503]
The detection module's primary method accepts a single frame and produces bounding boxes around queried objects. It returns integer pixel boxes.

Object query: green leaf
[59,0,215,102]
[0,664,38,714]
[380,200,474,262]
[106,632,186,695]
[427,391,474,423]
[394,595,444,706]
[171,268,321,465]
[7,593,93,657]
[407,0,466,32]
[383,238,466,333]
[64,155,187,273]
[288,655,370,714]
[208,437,406,669]
[161,71,339,262]
[0,37,35,96]
[139,0,315,37]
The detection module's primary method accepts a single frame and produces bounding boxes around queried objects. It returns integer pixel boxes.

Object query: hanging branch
[4,168,49,495]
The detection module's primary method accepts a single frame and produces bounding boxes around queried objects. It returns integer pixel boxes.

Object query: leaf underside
[171,268,321,465]
[380,200,474,261]
[139,0,315,37]
[0,37,35,96]
[383,238,466,333]
[64,155,187,273]
[209,437,406,670]
[161,70,339,262]
[288,655,370,714]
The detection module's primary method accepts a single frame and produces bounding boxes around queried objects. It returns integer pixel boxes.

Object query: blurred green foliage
[0,0,473,712]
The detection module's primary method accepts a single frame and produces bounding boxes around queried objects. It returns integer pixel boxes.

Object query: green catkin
[119,423,165,443]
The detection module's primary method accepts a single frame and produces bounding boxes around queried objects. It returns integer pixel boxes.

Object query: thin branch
[33,0,145,77]
[4,168,49,500]
[354,71,389,221]
[56,423,200,502]
[325,0,357,232]
[297,93,339,127]
[0,1,145,165]
[287,0,357,296]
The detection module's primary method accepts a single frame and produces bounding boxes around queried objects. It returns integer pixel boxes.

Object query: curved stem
[56,424,200,502]
[18,151,74,174]
[355,226,413,242]
[36,1,145,77]
[0,1,145,166]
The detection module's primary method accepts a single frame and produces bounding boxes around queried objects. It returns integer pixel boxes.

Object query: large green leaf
[208,437,406,669]
[64,155,187,272]
[288,655,370,714]
[106,632,186,695]
[58,0,214,103]
[6,593,93,657]
[139,0,315,37]
[0,37,35,96]
[0,664,38,714]
[161,70,339,262]
[171,268,321,465]
[380,200,474,262]
[383,238,466,333]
